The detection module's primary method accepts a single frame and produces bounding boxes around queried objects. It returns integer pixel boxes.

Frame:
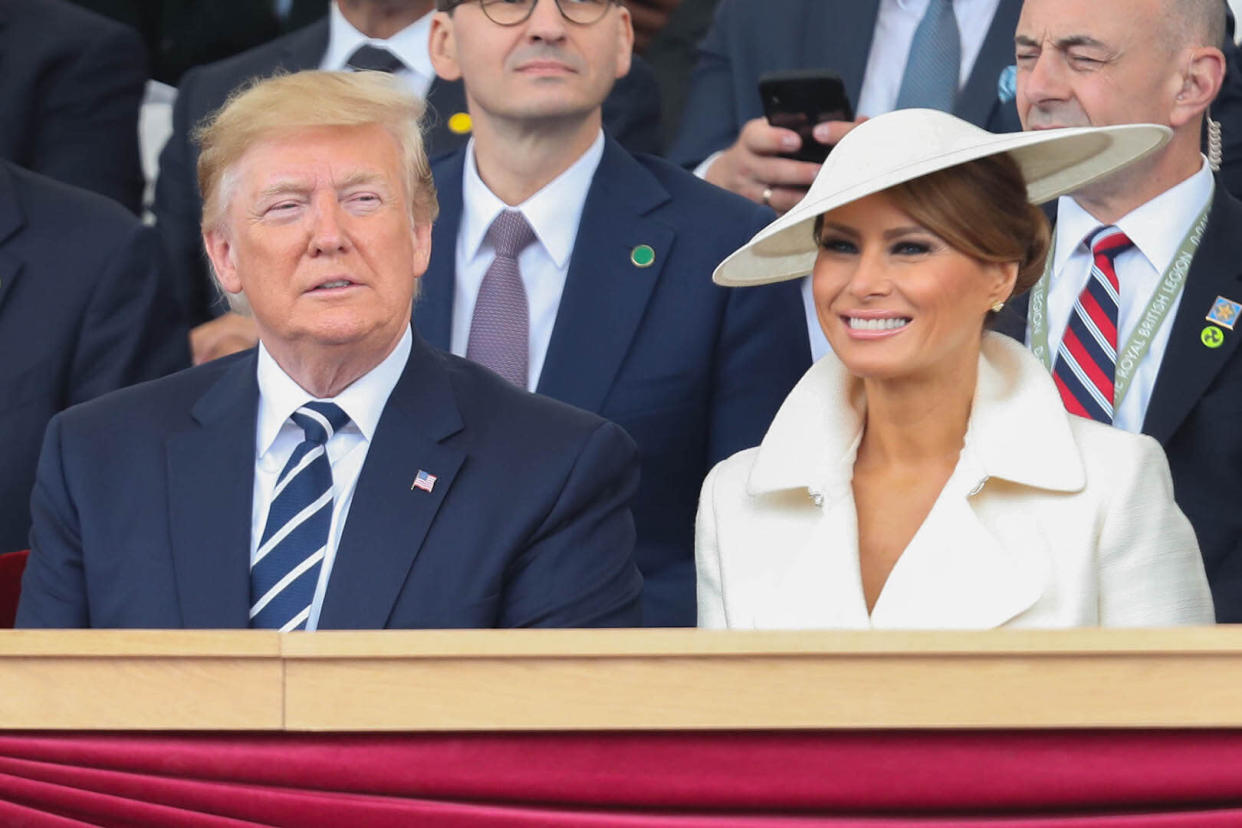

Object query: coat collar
[747,332,1087,501]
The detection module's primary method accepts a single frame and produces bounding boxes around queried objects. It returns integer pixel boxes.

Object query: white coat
[695,333,1215,629]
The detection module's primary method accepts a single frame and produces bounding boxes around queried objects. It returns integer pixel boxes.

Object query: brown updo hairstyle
[815,151,1050,323]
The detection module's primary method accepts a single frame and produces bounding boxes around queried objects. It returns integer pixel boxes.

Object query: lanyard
[1028,189,1213,410]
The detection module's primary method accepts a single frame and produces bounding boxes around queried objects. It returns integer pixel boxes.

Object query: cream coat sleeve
[1097,434,1214,626]
[695,462,728,628]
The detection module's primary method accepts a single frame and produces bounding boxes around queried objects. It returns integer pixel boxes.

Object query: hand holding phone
[759,70,855,164]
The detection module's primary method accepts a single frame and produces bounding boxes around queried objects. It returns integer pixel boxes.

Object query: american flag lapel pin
[411,470,437,493]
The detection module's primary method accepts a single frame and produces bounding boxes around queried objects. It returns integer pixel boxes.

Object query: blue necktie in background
[895,0,962,113]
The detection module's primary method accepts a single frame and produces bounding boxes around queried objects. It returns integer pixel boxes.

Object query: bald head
[1160,0,1228,52]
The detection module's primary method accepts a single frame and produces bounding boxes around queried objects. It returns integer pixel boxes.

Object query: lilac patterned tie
[467,210,536,387]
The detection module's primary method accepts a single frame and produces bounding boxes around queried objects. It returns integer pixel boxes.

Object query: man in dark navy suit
[0,0,146,213]
[0,160,189,557]
[17,71,642,630]
[998,0,1242,621]
[153,0,662,361]
[423,0,810,625]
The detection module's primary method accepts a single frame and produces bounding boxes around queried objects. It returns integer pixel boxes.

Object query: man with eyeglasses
[153,0,662,367]
[421,0,811,626]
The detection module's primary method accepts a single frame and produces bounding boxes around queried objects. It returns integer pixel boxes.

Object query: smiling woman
[696,109,1216,630]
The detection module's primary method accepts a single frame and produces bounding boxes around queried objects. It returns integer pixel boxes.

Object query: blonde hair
[195,70,438,232]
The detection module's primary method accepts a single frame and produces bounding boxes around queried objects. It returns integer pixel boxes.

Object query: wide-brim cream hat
[713,109,1172,287]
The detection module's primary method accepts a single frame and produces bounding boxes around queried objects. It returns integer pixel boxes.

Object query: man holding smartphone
[671,0,1024,214]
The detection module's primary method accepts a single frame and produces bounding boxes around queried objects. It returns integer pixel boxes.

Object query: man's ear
[614,4,634,79]
[1171,46,1226,128]
[203,227,243,295]
[410,219,433,278]
[429,11,462,82]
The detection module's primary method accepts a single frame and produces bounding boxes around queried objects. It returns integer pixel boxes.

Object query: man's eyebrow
[1055,35,1110,51]
[337,171,386,189]
[255,180,311,201]
[1014,34,1110,50]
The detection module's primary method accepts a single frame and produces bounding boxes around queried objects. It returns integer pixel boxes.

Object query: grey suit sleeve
[667,0,744,168]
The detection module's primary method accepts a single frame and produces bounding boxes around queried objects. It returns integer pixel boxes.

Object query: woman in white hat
[696,109,1214,629]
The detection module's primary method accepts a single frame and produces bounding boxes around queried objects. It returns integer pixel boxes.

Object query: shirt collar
[460,130,605,269]
[746,333,1086,499]
[255,326,412,458]
[1054,157,1214,275]
[322,2,434,80]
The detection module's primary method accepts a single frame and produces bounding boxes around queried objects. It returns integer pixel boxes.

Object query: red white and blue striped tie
[1052,226,1134,424]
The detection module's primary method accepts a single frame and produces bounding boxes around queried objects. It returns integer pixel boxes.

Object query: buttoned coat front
[696,334,1214,629]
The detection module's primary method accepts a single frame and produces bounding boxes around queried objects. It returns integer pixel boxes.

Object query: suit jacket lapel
[424,78,471,157]
[954,0,1021,128]
[814,1,879,105]
[317,334,466,629]
[165,354,260,628]
[535,139,673,413]
[278,18,329,70]
[0,164,23,315]
[414,150,466,350]
[1143,186,1242,443]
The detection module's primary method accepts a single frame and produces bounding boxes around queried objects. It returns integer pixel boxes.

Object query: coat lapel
[317,335,466,629]
[535,139,673,413]
[278,18,329,70]
[424,78,471,157]
[165,354,260,628]
[413,150,466,351]
[954,0,1021,128]
[1143,186,1242,443]
[0,164,23,315]
[814,1,879,105]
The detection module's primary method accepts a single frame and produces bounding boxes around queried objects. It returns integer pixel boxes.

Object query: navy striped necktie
[1052,227,1134,424]
[249,401,350,631]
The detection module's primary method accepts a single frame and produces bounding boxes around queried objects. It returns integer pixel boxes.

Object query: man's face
[429,0,634,127]
[1015,0,1182,131]
[204,124,431,363]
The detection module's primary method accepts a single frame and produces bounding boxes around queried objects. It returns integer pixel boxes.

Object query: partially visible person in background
[0,159,190,555]
[1,0,146,213]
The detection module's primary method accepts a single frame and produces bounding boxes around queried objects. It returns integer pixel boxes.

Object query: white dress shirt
[450,131,605,391]
[1038,159,1214,432]
[856,0,1003,117]
[250,328,411,630]
[320,3,435,99]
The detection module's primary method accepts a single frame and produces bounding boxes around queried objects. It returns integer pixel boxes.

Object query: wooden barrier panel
[3,628,1242,730]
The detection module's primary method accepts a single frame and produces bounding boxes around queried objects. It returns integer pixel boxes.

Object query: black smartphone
[759,70,854,164]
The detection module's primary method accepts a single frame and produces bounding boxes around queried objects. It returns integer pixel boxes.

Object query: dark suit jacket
[417,139,811,625]
[0,161,189,556]
[667,0,1023,168]
[152,16,663,326]
[995,184,1242,622]
[0,0,146,213]
[16,332,643,629]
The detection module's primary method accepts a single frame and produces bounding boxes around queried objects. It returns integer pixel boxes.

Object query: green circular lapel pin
[1201,325,1225,349]
[630,244,655,268]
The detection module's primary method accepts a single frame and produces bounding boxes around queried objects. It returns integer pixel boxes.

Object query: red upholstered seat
[0,549,29,628]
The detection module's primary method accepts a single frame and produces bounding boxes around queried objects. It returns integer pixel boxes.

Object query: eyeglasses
[443,0,619,27]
